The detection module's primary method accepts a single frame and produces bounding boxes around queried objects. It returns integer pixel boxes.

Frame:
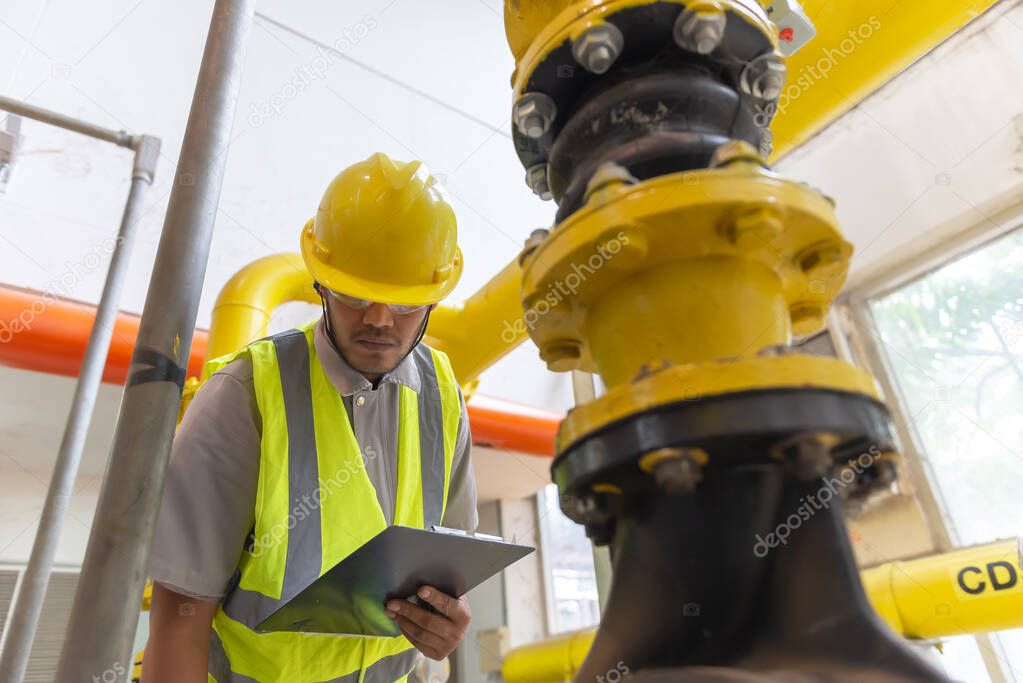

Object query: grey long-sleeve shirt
[149,319,477,601]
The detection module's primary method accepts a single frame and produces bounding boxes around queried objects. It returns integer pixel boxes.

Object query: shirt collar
[313,317,421,395]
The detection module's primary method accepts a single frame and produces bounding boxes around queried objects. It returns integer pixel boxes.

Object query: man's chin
[343,346,403,377]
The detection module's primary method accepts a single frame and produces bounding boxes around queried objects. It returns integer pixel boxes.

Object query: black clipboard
[255,525,534,637]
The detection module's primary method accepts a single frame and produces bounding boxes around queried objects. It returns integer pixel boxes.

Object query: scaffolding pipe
[0,98,159,683]
[0,166,158,683]
[0,95,133,148]
[55,0,253,678]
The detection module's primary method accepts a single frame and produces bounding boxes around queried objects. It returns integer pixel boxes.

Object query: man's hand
[384,585,471,660]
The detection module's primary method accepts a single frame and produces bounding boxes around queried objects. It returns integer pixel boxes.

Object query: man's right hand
[141,582,218,682]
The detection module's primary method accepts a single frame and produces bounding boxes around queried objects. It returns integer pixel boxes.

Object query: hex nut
[741,53,787,100]
[572,23,624,75]
[513,92,557,139]
[673,7,726,55]
[525,163,552,201]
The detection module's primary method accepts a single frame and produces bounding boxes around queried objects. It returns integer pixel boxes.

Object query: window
[537,484,600,634]
[868,227,1023,546]
[866,225,1023,682]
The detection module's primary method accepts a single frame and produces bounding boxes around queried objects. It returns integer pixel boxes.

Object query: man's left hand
[384,585,472,660]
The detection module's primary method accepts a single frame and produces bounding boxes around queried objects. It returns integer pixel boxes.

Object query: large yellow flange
[556,353,882,453]
[504,0,778,94]
[518,156,851,387]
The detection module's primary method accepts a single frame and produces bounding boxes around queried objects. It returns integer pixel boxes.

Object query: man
[143,153,476,682]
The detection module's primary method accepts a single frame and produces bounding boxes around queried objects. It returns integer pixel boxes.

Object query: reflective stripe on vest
[209,629,420,683]
[203,321,460,682]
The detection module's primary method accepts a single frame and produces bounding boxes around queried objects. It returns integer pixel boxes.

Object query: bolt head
[524,163,552,200]
[755,70,785,100]
[585,45,614,74]
[674,9,726,55]
[741,53,786,100]
[572,24,624,75]
[513,92,556,139]
[583,161,637,200]
[518,226,550,265]
[709,140,765,169]
[774,432,838,480]
[799,241,848,279]
[730,205,783,249]
[653,457,702,494]
[790,301,827,336]
[540,339,582,372]
[522,115,546,139]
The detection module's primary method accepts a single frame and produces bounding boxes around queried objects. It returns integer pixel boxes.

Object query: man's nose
[362,302,395,328]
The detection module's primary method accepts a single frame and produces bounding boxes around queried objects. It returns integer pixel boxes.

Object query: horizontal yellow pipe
[206,253,528,385]
[503,628,596,683]
[504,539,1023,682]
[424,256,529,385]
[771,0,998,159]
[861,538,1023,639]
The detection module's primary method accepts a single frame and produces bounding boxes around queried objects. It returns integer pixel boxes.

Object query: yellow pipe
[504,0,998,160]
[584,255,791,386]
[503,539,1023,682]
[770,0,998,159]
[206,253,529,385]
[205,0,1002,397]
[206,253,319,363]
[423,256,529,385]
[861,538,1023,639]
[503,628,596,683]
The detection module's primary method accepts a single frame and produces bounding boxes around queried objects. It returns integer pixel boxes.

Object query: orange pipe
[0,285,563,456]
[0,286,207,384]
[466,393,561,457]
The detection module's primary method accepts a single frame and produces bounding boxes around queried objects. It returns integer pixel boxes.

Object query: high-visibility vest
[202,320,462,682]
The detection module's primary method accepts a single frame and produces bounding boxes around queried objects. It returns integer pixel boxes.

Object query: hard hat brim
[301,233,463,306]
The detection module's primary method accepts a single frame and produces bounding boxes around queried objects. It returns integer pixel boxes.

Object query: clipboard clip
[430,525,505,543]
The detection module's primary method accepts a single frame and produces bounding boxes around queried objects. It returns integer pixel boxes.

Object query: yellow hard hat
[300,152,463,305]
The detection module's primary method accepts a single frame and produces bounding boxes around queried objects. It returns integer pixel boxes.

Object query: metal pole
[0,137,160,683]
[568,371,613,614]
[0,95,133,148]
[56,0,253,678]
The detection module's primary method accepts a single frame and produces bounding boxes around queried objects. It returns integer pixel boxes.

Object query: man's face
[324,294,432,381]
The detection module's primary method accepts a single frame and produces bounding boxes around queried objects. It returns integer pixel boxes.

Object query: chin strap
[315,282,433,372]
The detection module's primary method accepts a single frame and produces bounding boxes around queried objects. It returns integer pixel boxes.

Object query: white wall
[0,0,571,412]
[0,366,113,565]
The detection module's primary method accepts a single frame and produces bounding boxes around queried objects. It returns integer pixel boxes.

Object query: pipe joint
[131,135,162,183]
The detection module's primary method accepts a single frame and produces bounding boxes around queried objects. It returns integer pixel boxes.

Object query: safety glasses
[323,287,429,315]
